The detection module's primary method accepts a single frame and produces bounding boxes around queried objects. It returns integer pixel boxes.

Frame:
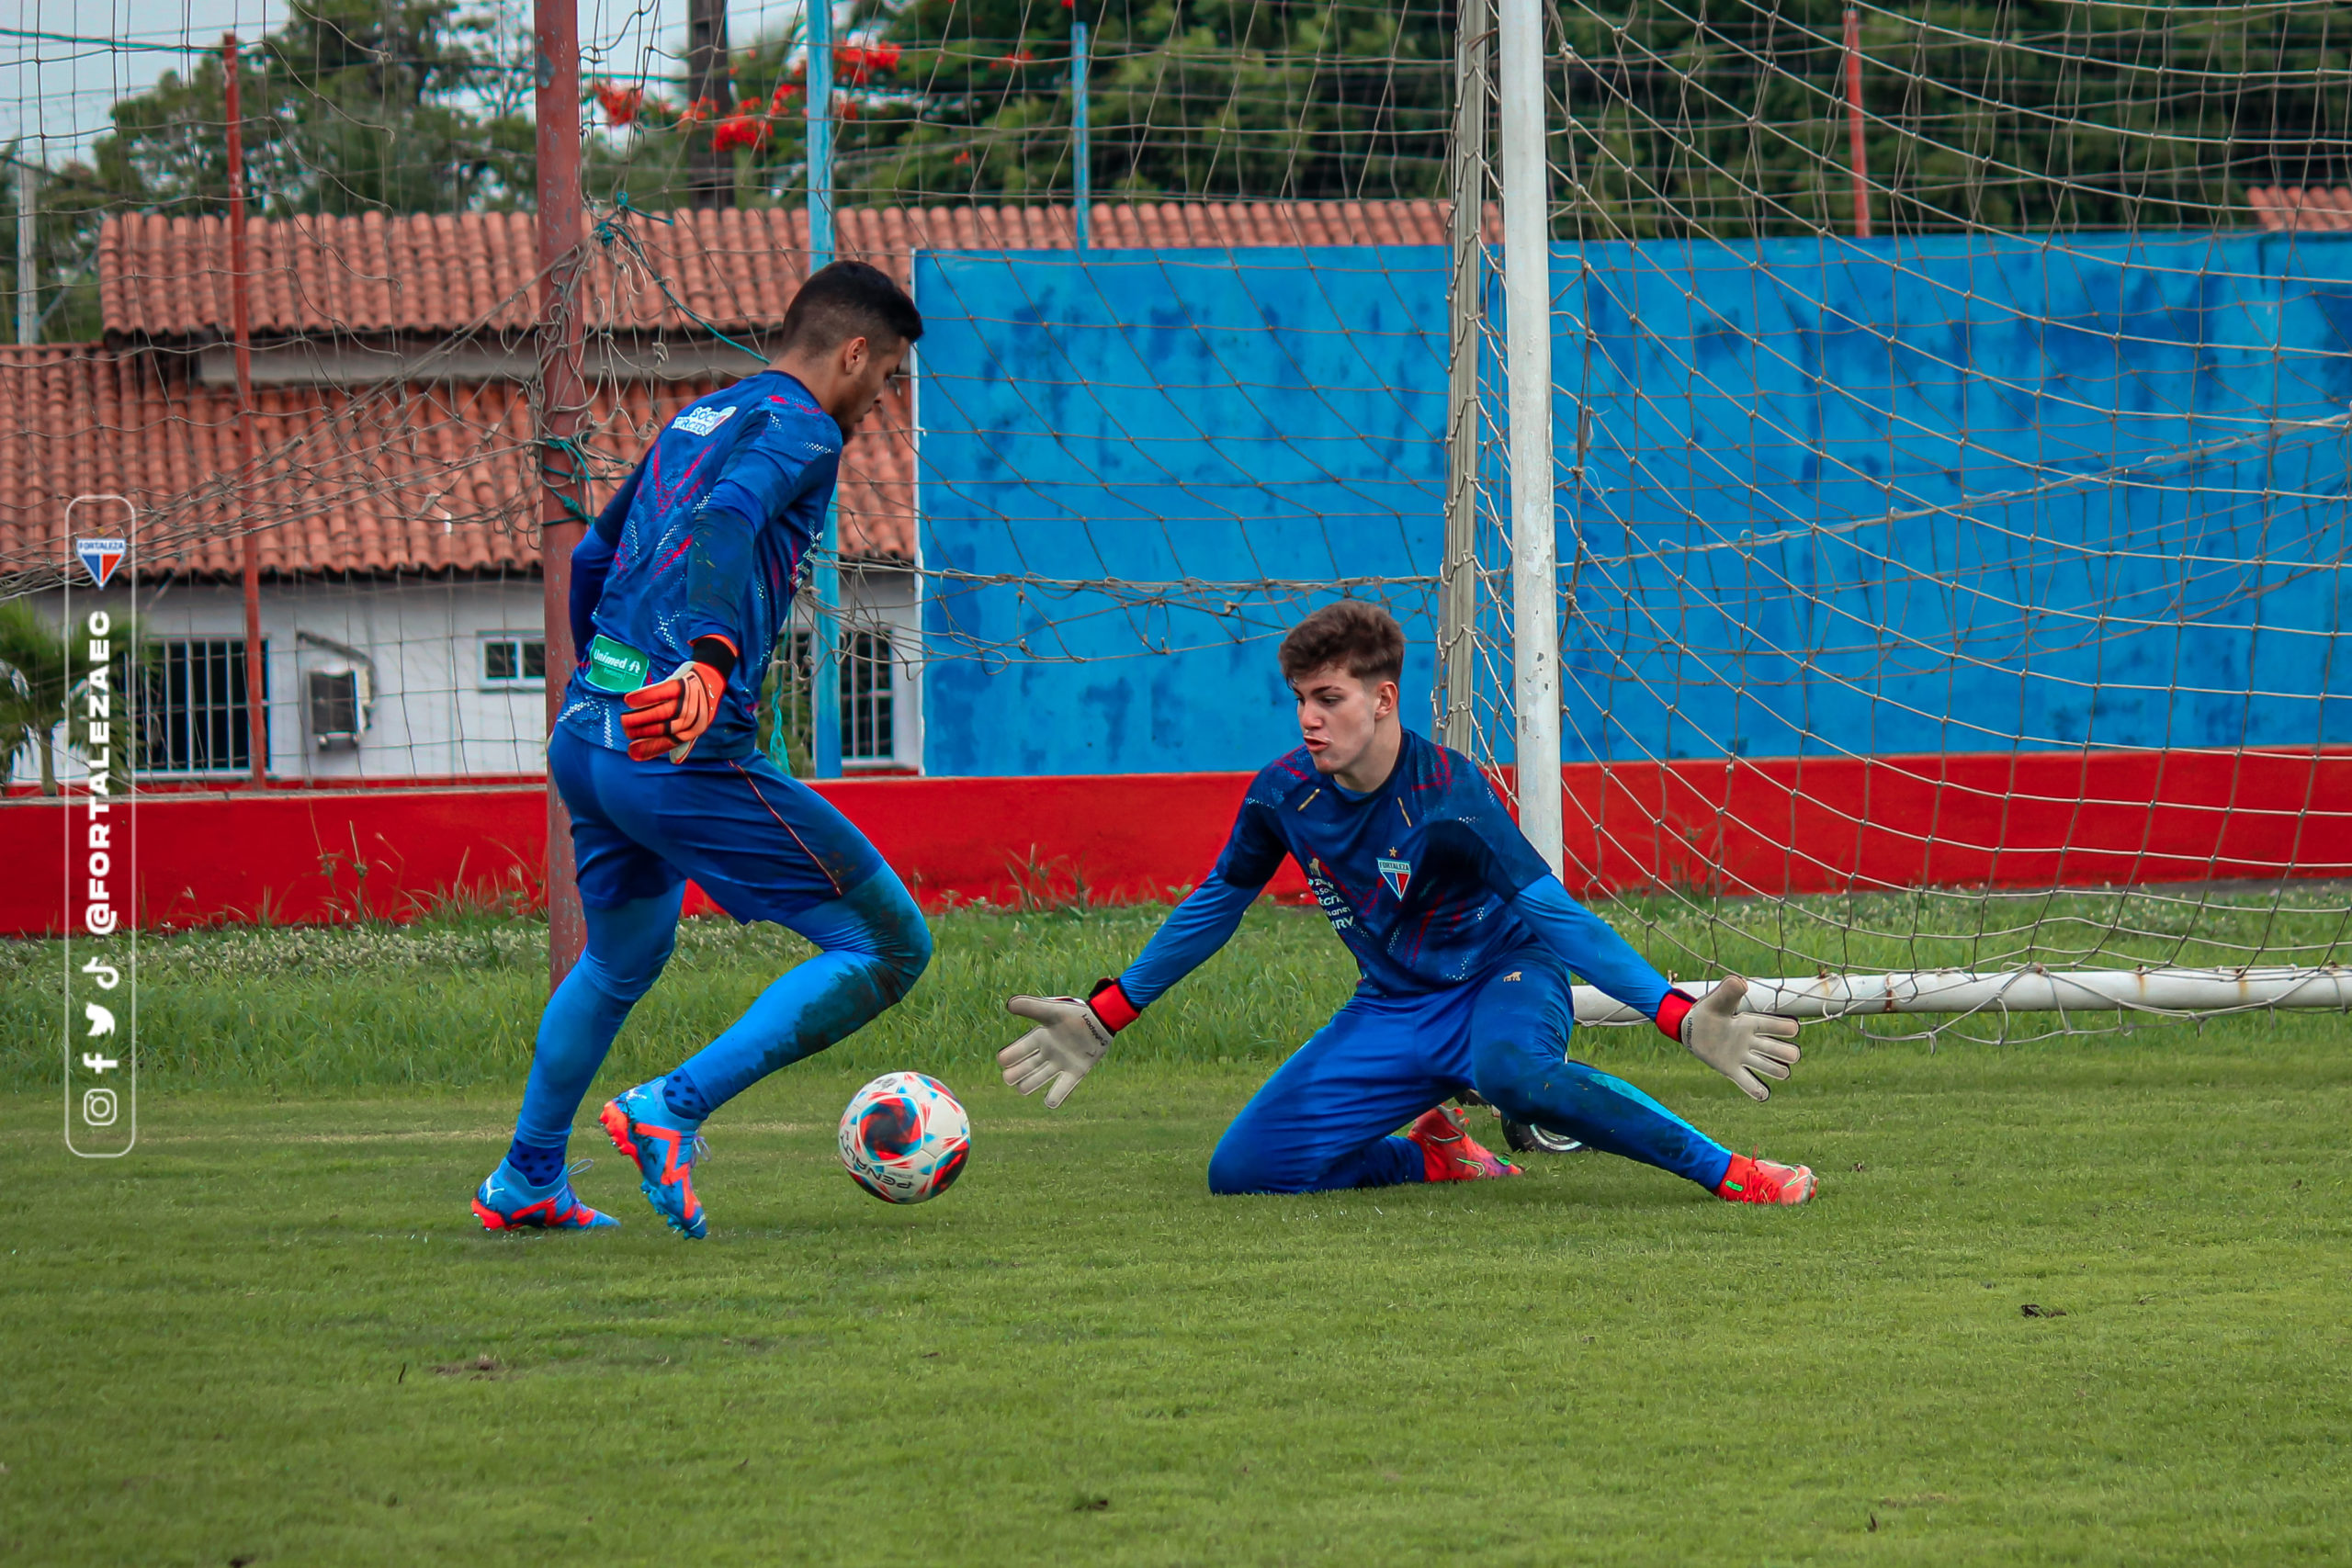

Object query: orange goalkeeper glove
[621,635,735,761]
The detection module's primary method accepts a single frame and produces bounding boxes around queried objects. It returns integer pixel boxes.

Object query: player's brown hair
[1278,600,1406,688]
[781,260,923,353]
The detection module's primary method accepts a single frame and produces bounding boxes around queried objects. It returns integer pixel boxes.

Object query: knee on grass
[1205,1134,1318,1197]
[1207,1144,1280,1196]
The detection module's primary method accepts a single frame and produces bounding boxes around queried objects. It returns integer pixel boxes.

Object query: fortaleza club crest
[1377,856,1412,899]
[76,536,126,589]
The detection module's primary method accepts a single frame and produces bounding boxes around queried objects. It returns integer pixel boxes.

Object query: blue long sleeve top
[1113,731,1686,1030]
[556,371,842,760]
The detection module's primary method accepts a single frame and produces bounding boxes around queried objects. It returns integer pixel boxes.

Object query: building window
[481,633,547,689]
[143,638,265,773]
[842,629,894,763]
[757,628,897,773]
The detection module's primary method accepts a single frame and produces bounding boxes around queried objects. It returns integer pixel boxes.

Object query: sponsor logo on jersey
[1500,971,1522,982]
[582,633,652,694]
[1304,856,1354,931]
[673,404,737,437]
[76,537,126,588]
[1377,856,1412,899]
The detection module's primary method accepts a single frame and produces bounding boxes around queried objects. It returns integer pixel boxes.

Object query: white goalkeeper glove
[999,981,1135,1110]
[1679,976,1802,1102]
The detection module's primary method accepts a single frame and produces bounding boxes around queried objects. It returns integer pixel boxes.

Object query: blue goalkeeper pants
[509,728,931,1156]
[1206,948,1733,1196]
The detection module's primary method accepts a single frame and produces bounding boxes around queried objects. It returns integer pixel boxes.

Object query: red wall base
[2,747,2345,936]
[0,772,1291,936]
[1555,746,2352,896]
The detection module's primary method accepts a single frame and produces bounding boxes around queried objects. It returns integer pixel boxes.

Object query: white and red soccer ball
[838,1072,970,1203]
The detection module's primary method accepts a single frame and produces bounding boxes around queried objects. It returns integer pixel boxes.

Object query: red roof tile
[43,199,1450,581]
[0,345,914,580]
[97,201,1456,339]
[2247,186,2352,231]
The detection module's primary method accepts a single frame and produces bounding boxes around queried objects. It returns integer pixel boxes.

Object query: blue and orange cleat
[471,1157,619,1231]
[1716,1153,1815,1205]
[600,1078,707,1239]
[1407,1104,1522,1182]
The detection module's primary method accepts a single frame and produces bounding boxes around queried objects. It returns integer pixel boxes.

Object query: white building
[2,206,927,786]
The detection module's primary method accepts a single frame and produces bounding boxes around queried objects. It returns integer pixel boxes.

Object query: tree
[0,604,159,795]
[5,0,532,340]
[85,0,532,220]
[1548,0,2352,239]
[0,602,68,794]
[581,0,2348,230]
[3,150,110,342]
[581,0,1457,215]
[841,0,1456,206]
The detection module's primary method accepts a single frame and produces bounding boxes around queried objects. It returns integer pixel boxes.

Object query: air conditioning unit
[297,628,379,753]
[307,666,371,750]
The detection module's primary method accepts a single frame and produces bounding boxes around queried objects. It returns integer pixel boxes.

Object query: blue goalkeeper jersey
[557,370,842,761]
[1117,729,1679,1018]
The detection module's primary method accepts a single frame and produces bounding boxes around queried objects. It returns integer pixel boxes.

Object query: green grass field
[6,906,2351,1564]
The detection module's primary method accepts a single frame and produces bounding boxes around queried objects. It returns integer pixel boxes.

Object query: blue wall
[917,235,2352,776]
[914,247,1449,776]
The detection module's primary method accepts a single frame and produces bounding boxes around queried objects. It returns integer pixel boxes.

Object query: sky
[2,0,817,164]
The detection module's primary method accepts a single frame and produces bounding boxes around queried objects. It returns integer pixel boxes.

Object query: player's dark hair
[1279,600,1406,688]
[781,260,923,354]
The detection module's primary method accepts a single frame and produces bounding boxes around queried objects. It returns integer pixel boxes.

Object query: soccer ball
[838,1072,971,1204]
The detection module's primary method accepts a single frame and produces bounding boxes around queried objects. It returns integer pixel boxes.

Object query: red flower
[713,112,769,152]
[995,48,1036,67]
[952,150,971,165]
[835,40,903,85]
[838,96,860,121]
[770,84,802,113]
[593,81,644,127]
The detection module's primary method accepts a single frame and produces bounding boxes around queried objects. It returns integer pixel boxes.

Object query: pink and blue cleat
[600,1078,708,1239]
[471,1158,619,1231]
[1406,1104,1523,1182]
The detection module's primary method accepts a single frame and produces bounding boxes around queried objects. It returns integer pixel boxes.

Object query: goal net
[0,0,2346,1033]
[871,0,2352,1033]
[1437,0,2352,1032]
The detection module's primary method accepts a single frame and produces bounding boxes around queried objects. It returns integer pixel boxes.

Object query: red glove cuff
[1655,988,1697,1043]
[1087,977,1141,1033]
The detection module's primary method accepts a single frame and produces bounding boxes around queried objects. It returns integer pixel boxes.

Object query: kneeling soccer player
[998,602,1815,1204]
[472,262,933,1239]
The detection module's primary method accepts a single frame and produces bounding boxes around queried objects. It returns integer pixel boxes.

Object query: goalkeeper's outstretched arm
[997,872,1265,1108]
[1000,799,1284,1108]
[1506,874,1802,1102]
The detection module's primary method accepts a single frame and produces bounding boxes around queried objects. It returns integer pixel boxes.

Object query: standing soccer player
[999,602,1815,1203]
[471,262,932,1239]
